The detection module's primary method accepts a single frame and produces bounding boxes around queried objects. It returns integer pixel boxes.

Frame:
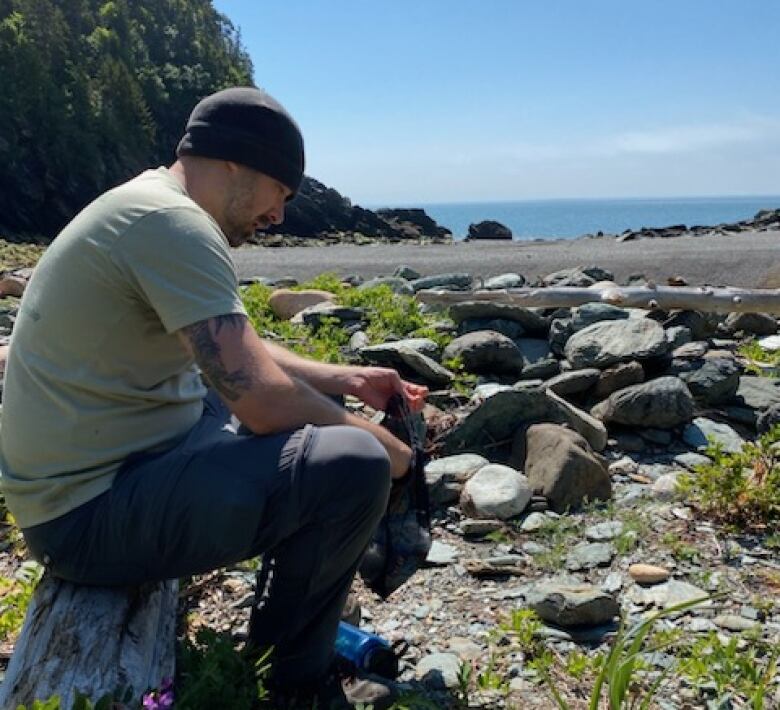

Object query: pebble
[628,563,671,585]
[520,512,548,532]
[585,521,624,542]
[447,637,482,661]
[713,614,759,632]
[426,541,460,566]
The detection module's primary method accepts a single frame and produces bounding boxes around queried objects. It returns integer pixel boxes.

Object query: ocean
[408,196,780,240]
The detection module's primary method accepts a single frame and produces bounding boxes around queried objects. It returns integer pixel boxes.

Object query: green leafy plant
[677,425,780,529]
[0,559,43,641]
[738,340,780,377]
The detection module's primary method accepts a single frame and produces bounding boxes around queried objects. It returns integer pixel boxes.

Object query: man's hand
[343,366,428,413]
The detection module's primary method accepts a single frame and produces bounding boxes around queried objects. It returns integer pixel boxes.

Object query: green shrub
[677,425,780,530]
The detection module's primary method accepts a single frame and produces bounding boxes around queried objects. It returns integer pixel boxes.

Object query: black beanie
[176,86,305,197]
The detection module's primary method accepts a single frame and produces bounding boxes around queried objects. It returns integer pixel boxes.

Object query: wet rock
[629,564,671,585]
[566,542,616,570]
[443,331,525,375]
[461,464,532,520]
[525,424,611,513]
[527,582,619,627]
[683,417,745,454]
[268,289,335,320]
[593,361,645,399]
[565,319,668,369]
[591,377,695,428]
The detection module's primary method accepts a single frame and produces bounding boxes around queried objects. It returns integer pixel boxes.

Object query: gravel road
[234,229,780,288]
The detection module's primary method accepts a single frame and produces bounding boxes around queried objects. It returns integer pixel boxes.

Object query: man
[0,87,427,708]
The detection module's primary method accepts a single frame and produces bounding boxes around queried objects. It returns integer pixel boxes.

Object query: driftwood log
[0,574,177,708]
[416,285,780,314]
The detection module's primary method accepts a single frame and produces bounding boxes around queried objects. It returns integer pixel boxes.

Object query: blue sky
[213,1,780,205]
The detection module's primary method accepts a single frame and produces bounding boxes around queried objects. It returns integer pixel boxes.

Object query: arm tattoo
[182,314,253,401]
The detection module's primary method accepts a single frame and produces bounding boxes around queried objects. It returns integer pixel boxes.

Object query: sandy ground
[233,229,780,288]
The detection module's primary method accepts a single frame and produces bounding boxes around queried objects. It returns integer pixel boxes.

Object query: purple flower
[142,678,175,709]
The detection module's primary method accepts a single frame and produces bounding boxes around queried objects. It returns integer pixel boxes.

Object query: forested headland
[0,0,253,239]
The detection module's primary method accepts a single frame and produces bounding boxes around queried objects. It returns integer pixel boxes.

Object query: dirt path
[233,229,780,288]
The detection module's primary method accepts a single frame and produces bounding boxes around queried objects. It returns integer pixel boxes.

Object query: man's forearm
[262,340,357,395]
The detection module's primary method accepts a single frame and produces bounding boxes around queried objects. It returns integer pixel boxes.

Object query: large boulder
[565,319,668,369]
[591,376,695,428]
[442,385,607,456]
[442,331,525,374]
[466,220,512,240]
[524,424,611,513]
[461,464,532,519]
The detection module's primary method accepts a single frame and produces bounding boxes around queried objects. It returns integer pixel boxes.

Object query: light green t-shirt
[0,168,247,528]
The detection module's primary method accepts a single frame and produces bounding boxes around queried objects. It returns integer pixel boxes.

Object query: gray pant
[23,392,392,684]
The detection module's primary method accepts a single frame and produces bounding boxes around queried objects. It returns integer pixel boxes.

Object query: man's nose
[269,199,285,225]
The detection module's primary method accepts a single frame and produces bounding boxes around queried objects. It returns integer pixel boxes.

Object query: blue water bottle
[334,622,399,679]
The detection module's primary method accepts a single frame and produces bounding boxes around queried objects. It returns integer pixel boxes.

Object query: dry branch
[416,285,780,314]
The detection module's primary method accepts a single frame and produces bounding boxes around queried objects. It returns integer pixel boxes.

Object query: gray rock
[713,614,759,632]
[673,452,712,469]
[638,428,673,446]
[484,273,526,290]
[447,637,483,661]
[394,346,455,387]
[723,312,778,336]
[593,361,645,399]
[758,334,780,351]
[514,338,558,380]
[360,338,440,366]
[549,317,573,356]
[545,368,601,396]
[664,310,719,340]
[459,317,526,340]
[443,385,607,456]
[295,303,365,329]
[527,582,619,627]
[411,273,473,292]
[525,424,611,513]
[757,403,780,434]
[665,325,693,349]
[570,303,629,332]
[358,276,414,295]
[566,542,616,571]
[734,376,780,410]
[461,519,503,537]
[393,265,421,280]
[448,302,548,332]
[348,331,370,351]
[565,319,668,369]
[443,331,526,375]
[520,512,549,532]
[543,266,615,287]
[682,417,745,454]
[416,652,462,689]
[426,454,488,484]
[678,357,740,405]
[629,580,709,609]
[461,464,532,520]
[585,521,624,542]
[591,377,695,428]
[651,472,683,500]
[426,541,460,566]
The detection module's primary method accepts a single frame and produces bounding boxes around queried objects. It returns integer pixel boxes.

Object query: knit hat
[176,87,305,198]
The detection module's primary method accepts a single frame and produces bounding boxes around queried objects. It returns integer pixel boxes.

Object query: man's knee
[305,425,391,519]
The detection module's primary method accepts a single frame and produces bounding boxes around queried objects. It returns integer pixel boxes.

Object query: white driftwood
[0,574,177,708]
[416,285,780,314]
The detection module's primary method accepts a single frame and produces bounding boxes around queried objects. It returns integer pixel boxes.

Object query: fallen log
[416,284,780,314]
[0,574,177,708]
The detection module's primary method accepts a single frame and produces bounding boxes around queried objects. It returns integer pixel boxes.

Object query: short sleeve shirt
[0,168,247,527]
